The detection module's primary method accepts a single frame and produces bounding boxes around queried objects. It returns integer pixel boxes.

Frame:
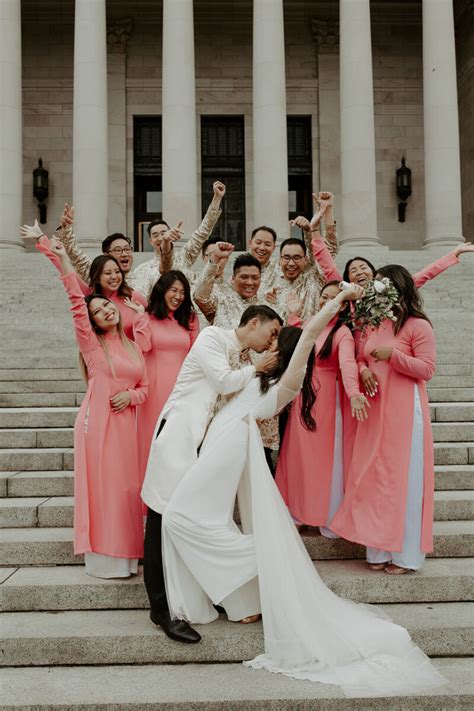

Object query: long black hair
[317,281,347,362]
[88,255,132,298]
[259,326,317,431]
[377,265,431,335]
[147,270,194,330]
[342,256,376,282]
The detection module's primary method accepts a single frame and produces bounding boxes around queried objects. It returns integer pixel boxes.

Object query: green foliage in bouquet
[343,278,399,332]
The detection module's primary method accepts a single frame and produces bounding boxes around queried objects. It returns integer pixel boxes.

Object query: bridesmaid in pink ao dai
[125,270,199,479]
[330,266,436,574]
[49,240,149,579]
[276,282,369,533]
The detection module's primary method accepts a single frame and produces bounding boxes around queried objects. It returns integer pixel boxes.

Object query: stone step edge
[0,658,472,708]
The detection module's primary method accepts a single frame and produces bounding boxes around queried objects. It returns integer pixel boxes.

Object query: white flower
[373,280,386,294]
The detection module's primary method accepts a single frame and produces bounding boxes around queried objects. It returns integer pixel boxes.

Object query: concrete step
[1,521,472,567]
[432,423,474,442]
[434,443,474,465]
[1,603,472,667]
[428,388,474,402]
[0,471,74,497]
[0,448,72,471]
[0,368,82,382]
[2,491,470,529]
[430,403,474,422]
[1,443,471,472]
[435,465,474,490]
[1,559,472,612]
[430,375,474,388]
[0,428,73,449]
[0,380,85,394]
[0,393,79,407]
[1,658,472,710]
[0,407,78,428]
[0,403,471,432]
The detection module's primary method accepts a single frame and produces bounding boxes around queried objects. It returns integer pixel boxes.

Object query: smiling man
[194,246,263,328]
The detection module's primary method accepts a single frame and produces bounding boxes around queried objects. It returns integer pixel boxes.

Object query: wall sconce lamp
[33,158,49,224]
[396,156,412,223]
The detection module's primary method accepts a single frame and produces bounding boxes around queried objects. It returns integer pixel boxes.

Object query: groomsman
[141,303,282,644]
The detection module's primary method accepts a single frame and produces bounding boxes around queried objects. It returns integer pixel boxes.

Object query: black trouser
[143,418,169,615]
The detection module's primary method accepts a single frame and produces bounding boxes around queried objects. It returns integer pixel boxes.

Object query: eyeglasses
[281,254,304,263]
[109,246,132,256]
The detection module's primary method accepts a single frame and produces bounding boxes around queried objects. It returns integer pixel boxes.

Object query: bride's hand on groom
[255,351,279,374]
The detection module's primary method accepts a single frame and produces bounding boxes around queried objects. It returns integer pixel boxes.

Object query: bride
[161,283,446,698]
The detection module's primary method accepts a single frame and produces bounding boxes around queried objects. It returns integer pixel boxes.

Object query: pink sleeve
[128,353,149,406]
[36,236,90,294]
[354,330,369,375]
[61,273,98,353]
[337,329,362,398]
[132,312,152,353]
[311,237,343,282]
[390,319,436,381]
[189,314,200,347]
[413,251,459,289]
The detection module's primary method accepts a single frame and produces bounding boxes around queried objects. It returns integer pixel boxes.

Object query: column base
[422,235,464,250]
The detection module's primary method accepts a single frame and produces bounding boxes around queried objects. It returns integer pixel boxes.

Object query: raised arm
[192,328,256,395]
[53,204,92,282]
[193,241,233,324]
[274,285,363,412]
[412,242,474,289]
[36,234,90,295]
[174,181,225,271]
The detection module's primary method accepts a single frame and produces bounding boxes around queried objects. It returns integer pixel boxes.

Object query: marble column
[253,0,289,242]
[423,0,463,247]
[162,0,198,232]
[0,0,22,249]
[339,0,379,246]
[73,0,108,248]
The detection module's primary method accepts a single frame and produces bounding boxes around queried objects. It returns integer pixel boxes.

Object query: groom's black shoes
[150,610,202,644]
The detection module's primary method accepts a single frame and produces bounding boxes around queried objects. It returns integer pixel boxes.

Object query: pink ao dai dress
[132,311,199,480]
[61,273,149,578]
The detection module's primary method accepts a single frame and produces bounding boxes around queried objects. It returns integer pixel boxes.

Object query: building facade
[1,0,472,252]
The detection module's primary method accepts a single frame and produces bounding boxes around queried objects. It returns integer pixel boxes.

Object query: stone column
[73,0,108,248]
[339,0,379,247]
[253,0,288,242]
[423,0,463,247]
[0,0,22,249]
[313,21,341,208]
[107,19,132,236]
[162,0,198,231]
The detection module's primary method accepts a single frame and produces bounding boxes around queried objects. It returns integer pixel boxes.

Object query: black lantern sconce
[33,158,49,224]
[396,156,412,223]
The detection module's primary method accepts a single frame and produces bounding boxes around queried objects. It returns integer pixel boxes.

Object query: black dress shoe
[150,610,201,644]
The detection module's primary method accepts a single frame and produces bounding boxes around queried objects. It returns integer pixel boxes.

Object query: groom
[141,293,282,644]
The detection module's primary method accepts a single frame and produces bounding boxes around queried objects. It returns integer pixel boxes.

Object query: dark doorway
[287,116,313,226]
[201,116,246,250]
[134,117,162,251]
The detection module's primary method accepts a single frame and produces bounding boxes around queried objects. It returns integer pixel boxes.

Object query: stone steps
[1,442,472,471]
[0,402,472,430]
[1,559,472,612]
[1,658,472,710]
[1,465,471,498]
[2,491,472,529]
[1,603,472,667]
[1,522,472,567]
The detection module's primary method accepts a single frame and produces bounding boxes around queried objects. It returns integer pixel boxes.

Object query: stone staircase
[0,249,473,708]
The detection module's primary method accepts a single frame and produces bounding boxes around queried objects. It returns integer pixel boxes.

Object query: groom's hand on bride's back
[255,351,279,374]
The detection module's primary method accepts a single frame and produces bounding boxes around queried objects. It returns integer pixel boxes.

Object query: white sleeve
[192,328,256,395]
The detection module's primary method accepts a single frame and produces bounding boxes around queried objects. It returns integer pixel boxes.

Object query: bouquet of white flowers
[340,278,399,332]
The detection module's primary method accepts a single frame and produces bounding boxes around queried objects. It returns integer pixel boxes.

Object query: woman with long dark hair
[32,228,147,340]
[125,270,199,479]
[275,281,369,534]
[47,239,149,579]
[159,281,445,697]
[330,265,436,575]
